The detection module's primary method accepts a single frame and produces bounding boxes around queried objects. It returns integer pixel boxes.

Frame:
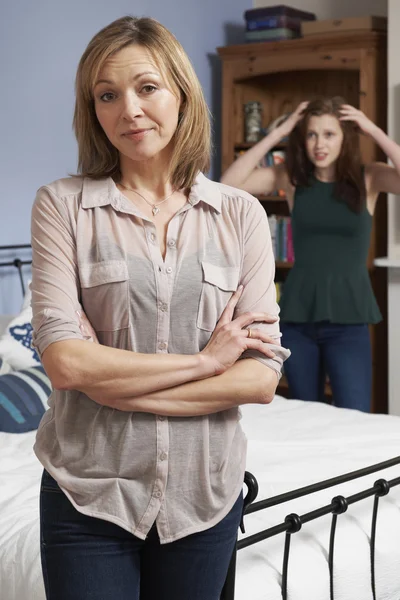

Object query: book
[268,215,277,258]
[244,5,316,22]
[246,15,303,32]
[287,220,294,263]
[245,28,300,42]
[268,214,294,263]
[278,217,286,261]
[265,152,275,168]
[271,150,286,197]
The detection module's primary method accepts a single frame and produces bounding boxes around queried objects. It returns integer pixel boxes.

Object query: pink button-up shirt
[31,172,289,543]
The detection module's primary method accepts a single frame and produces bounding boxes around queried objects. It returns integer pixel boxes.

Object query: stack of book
[233,147,287,197]
[268,215,294,263]
[260,150,286,197]
[244,5,316,43]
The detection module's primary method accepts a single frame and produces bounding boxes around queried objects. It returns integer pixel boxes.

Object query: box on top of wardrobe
[301,16,387,37]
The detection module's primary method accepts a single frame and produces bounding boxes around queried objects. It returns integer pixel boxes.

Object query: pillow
[0,366,51,433]
[0,358,12,375]
[0,304,41,369]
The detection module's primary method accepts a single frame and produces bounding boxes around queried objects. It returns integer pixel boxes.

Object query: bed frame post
[220,471,259,600]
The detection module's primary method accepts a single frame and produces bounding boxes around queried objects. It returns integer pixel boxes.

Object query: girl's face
[305,114,344,171]
[93,44,180,167]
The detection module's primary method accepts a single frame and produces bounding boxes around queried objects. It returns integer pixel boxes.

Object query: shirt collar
[81,177,119,209]
[81,171,222,213]
[189,172,222,213]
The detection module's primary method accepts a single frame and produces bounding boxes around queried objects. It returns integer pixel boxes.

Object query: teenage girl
[222,97,400,411]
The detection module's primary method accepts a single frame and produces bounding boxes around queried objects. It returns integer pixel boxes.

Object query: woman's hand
[277,101,309,138]
[339,104,378,136]
[200,285,278,375]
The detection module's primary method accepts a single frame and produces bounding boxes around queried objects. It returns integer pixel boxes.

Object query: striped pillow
[0,366,51,433]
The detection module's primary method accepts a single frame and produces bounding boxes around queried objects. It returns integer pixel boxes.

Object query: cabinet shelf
[258,194,287,202]
[275,261,293,269]
[235,142,287,151]
[217,31,388,414]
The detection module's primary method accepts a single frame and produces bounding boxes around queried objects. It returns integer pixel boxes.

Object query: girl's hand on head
[200,285,278,375]
[339,104,378,136]
[278,101,309,137]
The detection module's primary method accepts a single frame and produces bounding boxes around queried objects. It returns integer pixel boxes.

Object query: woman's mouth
[123,129,152,142]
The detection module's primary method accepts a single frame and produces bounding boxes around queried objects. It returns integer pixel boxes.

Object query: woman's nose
[121,93,144,120]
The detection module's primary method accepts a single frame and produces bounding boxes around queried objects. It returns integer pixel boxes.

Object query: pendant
[152,206,160,216]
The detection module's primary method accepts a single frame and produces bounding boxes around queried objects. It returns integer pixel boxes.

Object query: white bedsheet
[237,399,400,600]
[0,431,44,600]
[0,397,400,600]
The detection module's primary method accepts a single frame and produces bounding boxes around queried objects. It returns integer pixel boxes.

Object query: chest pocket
[80,261,130,332]
[197,261,240,332]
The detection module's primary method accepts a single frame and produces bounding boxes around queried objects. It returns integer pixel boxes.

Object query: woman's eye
[141,85,157,94]
[99,92,115,102]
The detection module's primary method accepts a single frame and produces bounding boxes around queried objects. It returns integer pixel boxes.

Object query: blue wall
[0,0,248,314]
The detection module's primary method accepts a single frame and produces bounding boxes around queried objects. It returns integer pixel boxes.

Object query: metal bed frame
[3,247,399,600]
[221,457,400,600]
[0,244,32,296]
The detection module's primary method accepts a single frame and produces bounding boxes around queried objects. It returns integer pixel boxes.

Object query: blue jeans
[280,322,372,412]
[40,470,242,600]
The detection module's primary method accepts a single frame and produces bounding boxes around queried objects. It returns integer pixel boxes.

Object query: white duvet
[1,397,400,600]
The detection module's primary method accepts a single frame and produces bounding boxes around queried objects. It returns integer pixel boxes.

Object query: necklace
[119,183,175,216]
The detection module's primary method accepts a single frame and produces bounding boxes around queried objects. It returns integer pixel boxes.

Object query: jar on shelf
[244,101,262,142]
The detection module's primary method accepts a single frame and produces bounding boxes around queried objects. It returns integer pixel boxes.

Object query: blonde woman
[32,16,289,600]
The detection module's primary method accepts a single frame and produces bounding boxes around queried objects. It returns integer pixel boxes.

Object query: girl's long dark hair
[285,96,366,213]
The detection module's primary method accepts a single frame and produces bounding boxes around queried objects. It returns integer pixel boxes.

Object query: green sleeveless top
[279,175,382,324]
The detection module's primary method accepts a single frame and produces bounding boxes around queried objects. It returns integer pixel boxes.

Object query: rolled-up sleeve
[31,186,84,357]
[236,197,290,378]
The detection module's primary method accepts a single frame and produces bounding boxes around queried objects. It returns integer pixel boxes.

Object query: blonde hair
[73,16,211,189]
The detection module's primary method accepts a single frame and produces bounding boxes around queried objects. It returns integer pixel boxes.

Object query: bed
[1,247,400,600]
[1,397,400,600]
[230,401,400,600]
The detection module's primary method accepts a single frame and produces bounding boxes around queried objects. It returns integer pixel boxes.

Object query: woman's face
[305,114,344,170]
[93,44,180,165]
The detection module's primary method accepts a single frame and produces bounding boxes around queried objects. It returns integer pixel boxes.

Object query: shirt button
[149,233,156,243]
[168,239,176,247]
[159,452,168,461]
[158,341,167,350]
[154,490,162,499]
[158,415,165,421]
[159,302,168,312]
[166,266,173,274]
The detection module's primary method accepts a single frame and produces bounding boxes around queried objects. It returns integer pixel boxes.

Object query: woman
[222,96,400,412]
[31,16,289,600]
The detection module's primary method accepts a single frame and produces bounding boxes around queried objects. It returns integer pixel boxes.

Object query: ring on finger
[247,328,252,339]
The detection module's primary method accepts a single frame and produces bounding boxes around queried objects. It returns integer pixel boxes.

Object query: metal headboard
[0,244,32,297]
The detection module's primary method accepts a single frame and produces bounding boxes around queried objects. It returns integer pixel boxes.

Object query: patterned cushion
[0,366,51,433]
[0,305,41,370]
